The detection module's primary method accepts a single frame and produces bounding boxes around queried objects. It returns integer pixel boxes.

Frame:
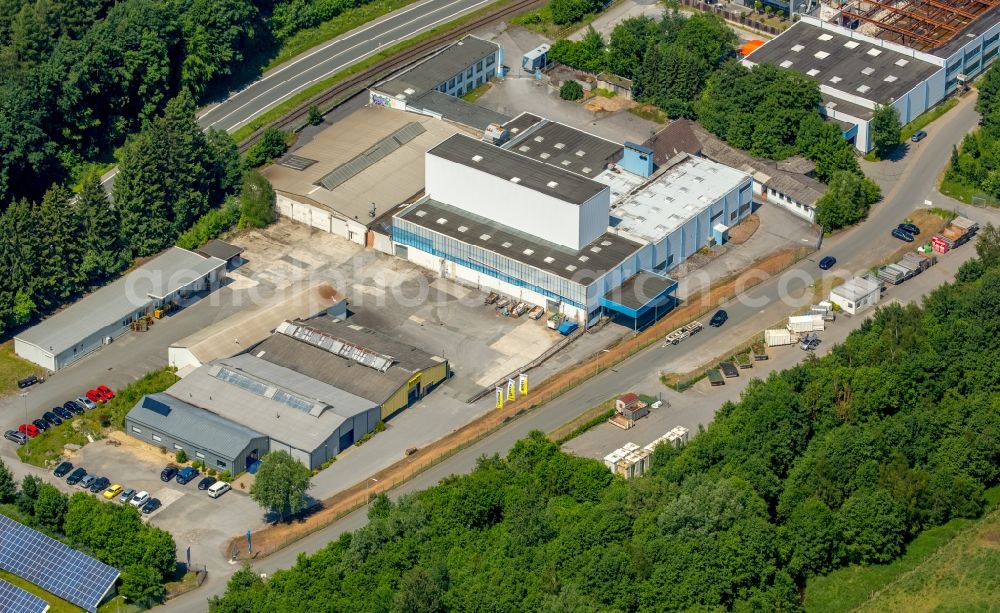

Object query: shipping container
[787,314,824,333]
[765,329,794,346]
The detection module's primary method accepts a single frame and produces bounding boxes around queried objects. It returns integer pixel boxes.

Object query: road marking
[211,0,490,131]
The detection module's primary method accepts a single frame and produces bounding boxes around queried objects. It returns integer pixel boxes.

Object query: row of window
[440,54,495,94]
[130,425,225,468]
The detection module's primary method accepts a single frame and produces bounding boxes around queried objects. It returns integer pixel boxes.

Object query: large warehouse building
[393,116,753,324]
[745,8,1000,153]
[15,247,226,371]
[127,314,449,470]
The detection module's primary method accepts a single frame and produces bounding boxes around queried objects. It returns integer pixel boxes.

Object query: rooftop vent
[578,255,589,262]
[575,150,586,157]
[518,145,530,152]
[561,160,572,166]
[600,240,613,246]
[540,152,550,159]
[582,166,592,174]
[534,135,544,142]
[829,75,842,84]
[884,75,898,82]
[547,181,559,188]
[554,142,565,149]
[590,246,602,253]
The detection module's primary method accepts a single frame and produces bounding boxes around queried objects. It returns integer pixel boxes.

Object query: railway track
[237,0,543,153]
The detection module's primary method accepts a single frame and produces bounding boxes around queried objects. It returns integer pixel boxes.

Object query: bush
[175,449,188,464]
[192,460,204,471]
[175,198,239,250]
[239,170,276,229]
[307,106,323,126]
[207,468,217,476]
[219,470,232,482]
[560,80,584,101]
[243,128,288,169]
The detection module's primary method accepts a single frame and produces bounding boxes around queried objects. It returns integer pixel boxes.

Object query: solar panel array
[0,577,50,613]
[315,122,426,190]
[279,322,394,372]
[0,514,119,613]
[278,154,318,171]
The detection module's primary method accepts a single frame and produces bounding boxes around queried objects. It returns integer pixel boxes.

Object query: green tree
[177,0,258,97]
[239,170,276,229]
[176,449,188,463]
[975,223,1000,268]
[605,16,657,80]
[120,564,165,604]
[0,458,15,503]
[76,173,129,284]
[394,566,445,613]
[206,128,243,198]
[32,184,85,310]
[243,127,288,169]
[559,79,584,101]
[782,498,842,578]
[307,105,323,126]
[976,61,1000,118]
[114,128,172,256]
[16,474,40,516]
[838,488,907,564]
[815,170,881,230]
[249,450,311,521]
[33,483,68,533]
[871,104,902,157]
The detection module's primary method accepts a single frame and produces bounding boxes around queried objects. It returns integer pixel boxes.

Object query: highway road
[162,94,989,611]
[98,0,497,192]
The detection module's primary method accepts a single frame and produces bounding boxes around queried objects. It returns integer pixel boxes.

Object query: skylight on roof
[857,84,871,94]
[884,75,898,82]
[415,210,427,217]
[861,66,874,75]
[818,33,833,41]
[547,181,559,188]
[561,160,571,166]
[829,75,842,84]
[814,51,830,60]
[502,241,512,248]
[565,264,577,272]
[554,142,565,149]
[806,68,820,76]
[457,225,468,232]
[895,58,909,66]
[534,135,544,142]
[510,177,521,184]
[867,48,882,56]
[844,41,860,49]
[780,60,794,68]
[540,152,550,159]
[590,246,601,253]
[543,256,555,263]
[523,248,534,255]
[480,234,491,240]
[575,150,586,157]
[518,145,530,152]
[791,44,804,52]
[472,154,483,162]
[436,218,448,225]
[578,255,589,262]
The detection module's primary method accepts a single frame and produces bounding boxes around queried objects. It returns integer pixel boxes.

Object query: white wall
[275,193,367,245]
[424,153,610,251]
[168,347,200,371]
[13,339,55,371]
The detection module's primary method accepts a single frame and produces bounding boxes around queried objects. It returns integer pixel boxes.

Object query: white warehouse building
[393,116,753,325]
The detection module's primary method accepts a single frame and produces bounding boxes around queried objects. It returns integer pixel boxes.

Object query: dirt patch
[584,95,633,113]
[225,244,810,561]
[726,213,760,246]
[980,529,1000,549]
[876,209,952,267]
[105,429,175,466]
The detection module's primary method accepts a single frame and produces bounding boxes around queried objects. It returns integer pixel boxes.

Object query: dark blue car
[818,256,836,270]
[892,227,915,242]
[175,466,198,485]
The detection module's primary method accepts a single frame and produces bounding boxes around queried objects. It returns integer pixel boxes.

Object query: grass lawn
[0,568,84,613]
[232,0,518,144]
[628,104,668,124]
[804,485,1000,612]
[510,1,620,39]
[939,175,979,204]
[461,80,493,103]
[0,340,45,399]
[900,97,960,142]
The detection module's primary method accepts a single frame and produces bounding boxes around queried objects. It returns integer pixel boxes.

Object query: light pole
[596,349,610,376]
[19,391,28,426]
[368,477,378,505]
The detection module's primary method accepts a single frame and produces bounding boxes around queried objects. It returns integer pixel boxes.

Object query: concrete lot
[563,235,981,461]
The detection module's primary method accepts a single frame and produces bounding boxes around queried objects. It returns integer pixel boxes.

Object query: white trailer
[787,314,824,333]
[765,329,795,347]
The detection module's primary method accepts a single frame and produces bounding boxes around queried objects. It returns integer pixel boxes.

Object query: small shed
[195,239,245,270]
[615,392,649,424]
[829,275,881,315]
[595,72,633,100]
[522,44,550,71]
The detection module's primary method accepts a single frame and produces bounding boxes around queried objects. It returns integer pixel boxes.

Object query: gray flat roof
[429,134,608,205]
[396,198,645,283]
[16,248,225,356]
[408,90,512,130]
[375,35,498,100]
[127,393,264,460]
[502,112,544,137]
[746,21,941,103]
[604,271,676,311]
[167,355,376,452]
[195,239,243,262]
[932,5,1000,58]
[502,118,622,178]
[251,316,444,405]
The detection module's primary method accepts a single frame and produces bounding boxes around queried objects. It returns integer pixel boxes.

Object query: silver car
[76,396,97,410]
[78,474,96,489]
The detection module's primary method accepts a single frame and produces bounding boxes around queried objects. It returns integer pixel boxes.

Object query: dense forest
[551,13,881,230]
[0,464,177,602]
[208,230,1000,611]
[944,61,1000,200]
[0,0,380,209]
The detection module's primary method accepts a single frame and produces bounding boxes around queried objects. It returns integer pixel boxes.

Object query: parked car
[709,310,728,327]
[118,488,137,504]
[32,418,50,432]
[66,467,87,485]
[53,405,73,420]
[898,223,920,235]
[160,466,178,482]
[911,130,927,142]
[96,385,116,400]
[892,227,915,242]
[64,400,85,415]
[197,477,217,491]
[89,477,110,494]
[141,498,161,514]
[53,461,73,477]
[103,484,123,500]
[799,334,821,351]
[130,491,150,508]
[85,390,104,405]
[76,396,96,410]
[17,374,40,389]
[18,423,39,437]
[42,411,62,427]
[208,481,231,498]
[4,430,28,445]
[78,474,96,489]
[818,256,836,270]
[175,466,198,485]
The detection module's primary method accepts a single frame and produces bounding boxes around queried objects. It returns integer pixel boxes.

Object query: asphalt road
[98,0,496,193]
[161,94,988,611]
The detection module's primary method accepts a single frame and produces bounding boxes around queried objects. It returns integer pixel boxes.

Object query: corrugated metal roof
[127,393,264,460]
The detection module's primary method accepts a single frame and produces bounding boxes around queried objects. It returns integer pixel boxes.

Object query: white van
[208,481,231,498]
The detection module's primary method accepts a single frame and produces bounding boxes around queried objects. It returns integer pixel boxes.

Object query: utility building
[15,247,226,371]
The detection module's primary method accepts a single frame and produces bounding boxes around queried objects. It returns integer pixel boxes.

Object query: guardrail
[237,0,545,153]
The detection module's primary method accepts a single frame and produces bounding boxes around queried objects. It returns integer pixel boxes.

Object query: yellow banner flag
[507,378,516,401]
[495,386,504,409]
[518,373,529,396]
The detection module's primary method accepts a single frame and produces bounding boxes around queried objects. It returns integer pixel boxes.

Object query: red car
[96,385,115,401]
[18,423,39,438]
[85,389,105,404]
